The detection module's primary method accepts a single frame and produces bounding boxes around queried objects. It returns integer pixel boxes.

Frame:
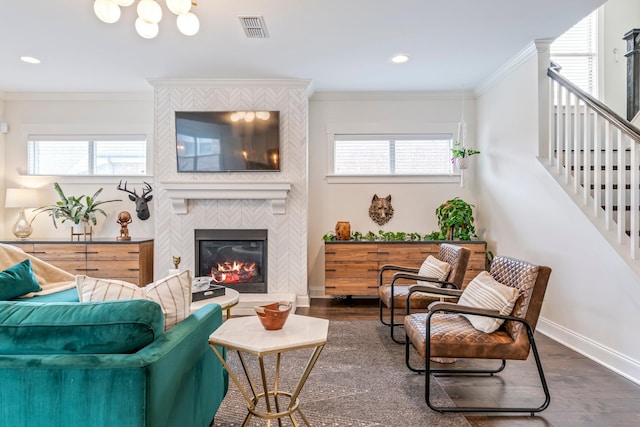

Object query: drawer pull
[127,251,140,255]
[326,269,336,272]
[86,251,99,254]
[325,251,336,255]
[127,268,140,272]
[325,286,336,289]
[31,251,46,255]
[367,286,378,289]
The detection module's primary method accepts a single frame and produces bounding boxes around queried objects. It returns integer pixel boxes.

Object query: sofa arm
[0,303,227,427]
[137,303,228,427]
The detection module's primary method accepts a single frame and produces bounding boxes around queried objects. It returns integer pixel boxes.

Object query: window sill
[325,174,460,184]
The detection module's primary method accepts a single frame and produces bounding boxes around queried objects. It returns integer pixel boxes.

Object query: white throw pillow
[456,271,519,333]
[76,270,192,331]
[416,255,451,287]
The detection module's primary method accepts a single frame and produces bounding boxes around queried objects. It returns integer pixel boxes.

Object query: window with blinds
[333,134,452,176]
[27,135,148,176]
[550,10,598,96]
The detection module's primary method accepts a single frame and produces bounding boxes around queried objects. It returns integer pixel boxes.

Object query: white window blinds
[551,10,598,96]
[27,135,147,176]
[333,134,452,176]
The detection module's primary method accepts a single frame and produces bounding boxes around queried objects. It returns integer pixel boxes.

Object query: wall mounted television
[175,111,280,172]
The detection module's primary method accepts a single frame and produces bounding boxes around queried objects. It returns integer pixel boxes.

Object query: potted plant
[33,183,120,229]
[435,197,477,240]
[450,141,480,169]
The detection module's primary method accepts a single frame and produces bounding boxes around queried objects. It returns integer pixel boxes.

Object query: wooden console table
[1,238,154,286]
[324,240,486,297]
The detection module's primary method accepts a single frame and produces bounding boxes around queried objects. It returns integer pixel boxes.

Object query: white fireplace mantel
[161,181,293,215]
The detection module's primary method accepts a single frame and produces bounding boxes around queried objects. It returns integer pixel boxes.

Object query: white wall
[1,94,154,240]
[476,51,640,383]
[0,95,6,237]
[602,0,640,117]
[307,92,480,297]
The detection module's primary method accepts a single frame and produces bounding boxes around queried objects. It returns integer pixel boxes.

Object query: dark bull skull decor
[117,180,153,220]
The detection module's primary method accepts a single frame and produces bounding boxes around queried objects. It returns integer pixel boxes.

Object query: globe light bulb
[135,17,159,38]
[244,112,256,122]
[114,0,135,6]
[137,0,163,24]
[94,0,121,24]
[166,0,192,15]
[177,12,199,36]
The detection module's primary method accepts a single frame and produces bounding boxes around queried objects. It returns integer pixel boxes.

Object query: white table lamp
[5,188,40,239]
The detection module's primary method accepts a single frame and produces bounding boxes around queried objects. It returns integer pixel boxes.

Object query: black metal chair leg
[424,315,551,413]
[389,302,406,344]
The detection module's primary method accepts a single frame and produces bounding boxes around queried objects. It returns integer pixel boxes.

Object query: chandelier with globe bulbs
[93,0,200,39]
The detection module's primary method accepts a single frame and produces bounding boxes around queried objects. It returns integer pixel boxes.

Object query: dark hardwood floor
[297,297,640,427]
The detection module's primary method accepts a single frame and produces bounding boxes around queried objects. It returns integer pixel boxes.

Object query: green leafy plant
[450,141,480,164]
[409,232,422,241]
[33,183,120,228]
[434,197,477,240]
[424,231,445,240]
[322,231,336,241]
[364,231,377,241]
[351,231,362,241]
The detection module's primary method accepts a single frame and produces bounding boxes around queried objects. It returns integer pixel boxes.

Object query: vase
[335,221,351,240]
[71,222,92,241]
[455,157,470,170]
[11,209,33,240]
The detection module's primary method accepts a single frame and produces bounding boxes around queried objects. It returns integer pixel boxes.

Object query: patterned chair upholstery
[404,255,552,414]
[378,243,471,343]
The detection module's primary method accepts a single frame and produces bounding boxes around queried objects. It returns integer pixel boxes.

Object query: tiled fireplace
[149,79,312,310]
[195,229,268,294]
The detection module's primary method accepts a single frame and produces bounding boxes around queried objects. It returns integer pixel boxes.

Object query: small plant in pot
[33,183,120,229]
[435,197,477,240]
[450,141,480,169]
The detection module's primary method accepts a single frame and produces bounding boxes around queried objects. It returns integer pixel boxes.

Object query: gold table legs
[210,344,325,426]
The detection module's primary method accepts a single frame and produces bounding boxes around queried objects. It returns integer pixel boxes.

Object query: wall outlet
[0,122,8,133]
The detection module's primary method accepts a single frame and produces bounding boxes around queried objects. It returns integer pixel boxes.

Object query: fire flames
[211,260,257,283]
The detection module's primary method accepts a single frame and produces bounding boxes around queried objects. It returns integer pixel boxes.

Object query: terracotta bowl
[254,301,292,330]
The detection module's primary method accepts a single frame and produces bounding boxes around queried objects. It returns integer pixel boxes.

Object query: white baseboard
[537,317,640,385]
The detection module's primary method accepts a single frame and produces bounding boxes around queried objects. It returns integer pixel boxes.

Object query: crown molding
[475,41,540,96]
[148,78,312,89]
[1,92,153,101]
[311,90,475,102]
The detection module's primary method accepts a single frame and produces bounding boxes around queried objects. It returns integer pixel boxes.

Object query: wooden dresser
[324,240,486,297]
[2,238,154,286]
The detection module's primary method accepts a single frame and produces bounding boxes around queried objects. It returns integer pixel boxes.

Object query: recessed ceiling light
[391,54,410,64]
[20,56,41,64]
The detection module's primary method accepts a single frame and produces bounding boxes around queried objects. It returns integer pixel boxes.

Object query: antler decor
[117,180,153,220]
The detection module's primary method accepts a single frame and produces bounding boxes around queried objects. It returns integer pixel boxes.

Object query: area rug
[212,320,470,426]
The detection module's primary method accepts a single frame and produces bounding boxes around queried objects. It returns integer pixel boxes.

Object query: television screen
[175,111,280,172]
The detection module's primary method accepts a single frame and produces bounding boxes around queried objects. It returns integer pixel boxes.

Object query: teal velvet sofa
[0,298,228,427]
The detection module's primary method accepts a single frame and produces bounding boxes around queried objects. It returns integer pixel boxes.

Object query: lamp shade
[5,188,39,209]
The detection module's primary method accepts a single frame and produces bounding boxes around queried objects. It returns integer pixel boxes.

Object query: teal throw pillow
[0,259,42,300]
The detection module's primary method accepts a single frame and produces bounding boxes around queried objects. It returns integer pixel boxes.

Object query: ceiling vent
[239,16,269,39]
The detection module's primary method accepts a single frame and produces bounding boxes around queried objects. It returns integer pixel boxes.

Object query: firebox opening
[195,229,267,293]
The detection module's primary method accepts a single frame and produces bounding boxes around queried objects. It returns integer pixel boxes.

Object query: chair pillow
[0,259,42,300]
[0,299,164,355]
[417,255,451,287]
[457,271,519,333]
[76,270,192,331]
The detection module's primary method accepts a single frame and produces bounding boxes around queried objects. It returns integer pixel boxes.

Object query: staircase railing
[547,63,640,259]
